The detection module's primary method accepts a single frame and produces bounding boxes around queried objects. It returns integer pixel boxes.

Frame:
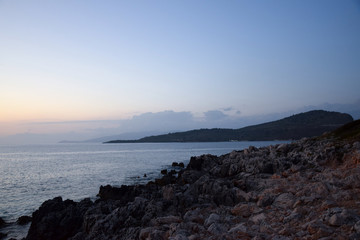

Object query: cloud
[3,99,359,144]
[223,107,233,112]
[203,110,228,121]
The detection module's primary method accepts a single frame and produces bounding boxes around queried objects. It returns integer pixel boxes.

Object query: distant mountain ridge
[105,110,353,143]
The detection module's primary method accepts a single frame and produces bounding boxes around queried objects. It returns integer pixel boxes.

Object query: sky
[1,0,360,143]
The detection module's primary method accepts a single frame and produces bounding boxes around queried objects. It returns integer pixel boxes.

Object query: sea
[0,141,287,239]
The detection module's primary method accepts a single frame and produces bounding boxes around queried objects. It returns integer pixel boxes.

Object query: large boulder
[26,197,92,240]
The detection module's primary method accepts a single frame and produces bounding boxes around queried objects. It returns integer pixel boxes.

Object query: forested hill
[105,110,353,143]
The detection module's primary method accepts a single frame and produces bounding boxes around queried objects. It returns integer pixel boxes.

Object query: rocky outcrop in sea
[24,121,360,240]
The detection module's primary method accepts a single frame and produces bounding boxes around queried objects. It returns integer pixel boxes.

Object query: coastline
[22,121,360,239]
[0,141,286,240]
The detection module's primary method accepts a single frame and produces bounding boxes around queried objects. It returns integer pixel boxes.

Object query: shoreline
[1,141,288,240]
[23,124,360,239]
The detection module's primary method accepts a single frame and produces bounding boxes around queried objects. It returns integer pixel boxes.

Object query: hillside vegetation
[105,110,353,143]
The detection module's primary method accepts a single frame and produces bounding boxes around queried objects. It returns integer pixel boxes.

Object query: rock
[228,223,247,233]
[98,184,135,201]
[0,232,7,239]
[328,213,343,226]
[0,217,5,228]
[26,197,93,240]
[231,203,252,217]
[354,220,360,233]
[163,185,175,201]
[187,156,204,171]
[139,227,153,240]
[307,220,334,237]
[170,234,189,240]
[172,162,185,168]
[249,213,266,224]
[151,215,182,226]
[273,193,295,209]
[183,209,205,224]
[17,215,32,225]
[257,194,274,207]
[204,213,220,227]
[340,209,360,225]
[207,223,226,235]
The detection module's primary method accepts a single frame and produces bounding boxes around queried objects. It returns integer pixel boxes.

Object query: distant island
[104,110,353,143]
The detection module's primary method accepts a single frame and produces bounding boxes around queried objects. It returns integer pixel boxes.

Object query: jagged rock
[26,197,93,240]
[17,215,32,225]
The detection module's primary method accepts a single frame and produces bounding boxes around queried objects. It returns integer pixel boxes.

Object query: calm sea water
[0,141,286,239]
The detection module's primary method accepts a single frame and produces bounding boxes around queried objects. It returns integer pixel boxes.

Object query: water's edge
[0,141,288,239]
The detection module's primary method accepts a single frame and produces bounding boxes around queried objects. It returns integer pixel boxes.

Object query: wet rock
[17,215,32,225]
[0,232,7,240]
[0,217,5,228]
[172,162,185,168]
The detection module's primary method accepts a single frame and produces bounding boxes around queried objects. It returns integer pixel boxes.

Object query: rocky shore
[20,120,360,239]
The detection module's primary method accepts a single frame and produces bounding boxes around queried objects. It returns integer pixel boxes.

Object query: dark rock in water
[25,197,93,240]
[17,215,32,225]
[172,162,185,168]
[160,169,167,175]
[187,156,204,171]
[0,217,5,228]
[0,232,7,239]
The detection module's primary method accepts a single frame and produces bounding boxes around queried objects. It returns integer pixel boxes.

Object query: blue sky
[0,0,360,141]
